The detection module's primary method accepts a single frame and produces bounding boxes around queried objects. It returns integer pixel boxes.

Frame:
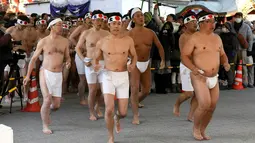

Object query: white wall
[24,3,50,15]
[90,0,122,13]
[23,2,50,15]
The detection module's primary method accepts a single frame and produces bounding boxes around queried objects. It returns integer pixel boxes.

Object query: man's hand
[223,63,230,72]
[94,64,101,72]
[127,64,135,72]
[23,76,30,86]
[159,60,165,69]
[65,62,71,69]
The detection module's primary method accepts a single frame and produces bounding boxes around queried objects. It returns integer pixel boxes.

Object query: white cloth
[85,60,105,84]
[180,62,194,91]
[206,74,218,89]
[43,68,63,97]
[136,60,150,73]
[102,71,129,99]
[75,54,85,74]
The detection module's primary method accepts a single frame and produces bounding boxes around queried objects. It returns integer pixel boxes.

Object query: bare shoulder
[212,33,222,41]
[6,26,15,33]
[59,36,69,44]
[123,35,134,43]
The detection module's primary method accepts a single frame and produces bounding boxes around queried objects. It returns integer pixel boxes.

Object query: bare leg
[191,74,211,140]
[39,70,52,134]
[78,75,87,105]
[115,99,128,133]
[20,67,28,101]
[200,83,219,140]
[130,67,140,125]
[138,68,151,103]
[88,84,98,121]
[173,91,193,117]
[62,67,70,94]
[104,94,115,143]
[187,95,198,122]
[95,86,103,118]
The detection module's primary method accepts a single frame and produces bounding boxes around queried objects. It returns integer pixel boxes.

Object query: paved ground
[1,88,255,143]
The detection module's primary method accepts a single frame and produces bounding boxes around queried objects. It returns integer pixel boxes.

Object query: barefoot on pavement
[173,104,180,117]
[114,115,121,134]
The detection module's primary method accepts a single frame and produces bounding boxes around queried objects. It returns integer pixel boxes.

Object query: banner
[50,0,90,17]
[67,0,90,17]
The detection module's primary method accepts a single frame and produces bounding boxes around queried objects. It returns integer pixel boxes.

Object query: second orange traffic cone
[232,60,244,90]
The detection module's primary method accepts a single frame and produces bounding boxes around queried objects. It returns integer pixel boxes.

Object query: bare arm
[219,41,228,65]
[152,31,165,61]
[181,36,196,71]
[128,37,137,66]
[69,26,83,46]
[75,30,87,61]
[64,39,71,64]
[153,6,164,30]
[26,39,44,78]
[94,39,103,65]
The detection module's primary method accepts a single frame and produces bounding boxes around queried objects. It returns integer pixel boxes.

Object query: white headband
[47,18,62,29]
[108,16,122,23]
[37,19,47,25]
[17,19,28,25]
[127,7,142,31]
[92,14,104,20]
[198,14,215,22]
[184,15,197,24]
[84,13,92,19]
[104,15,108,21]
[77,18,84,21]
[122,16,130,21]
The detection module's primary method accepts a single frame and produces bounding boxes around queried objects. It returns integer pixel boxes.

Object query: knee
[198,102,211,111]
[89,88,97,95]
[142,87,151,96]
[118,111,127,118]
[105,107,114,117]
[43,97,51,107]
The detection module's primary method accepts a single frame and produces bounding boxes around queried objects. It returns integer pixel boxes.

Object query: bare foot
[42,127,53,135]
[173,104,180,117]
[89,114,97,121]
[80,100,88,106]
[132,116,140,125]
[201,133,211,140]
[193,127,203,141]
[108,137,114,143]
[96,108,103,118]
[138,103,144,108]
[114,115,121,134]
[187,117,194,122]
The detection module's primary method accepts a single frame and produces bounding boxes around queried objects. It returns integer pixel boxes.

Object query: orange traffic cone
[232,60,244,90]
[22,70,41,112]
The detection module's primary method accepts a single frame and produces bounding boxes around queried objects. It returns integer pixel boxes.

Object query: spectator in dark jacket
[219,22,239,89]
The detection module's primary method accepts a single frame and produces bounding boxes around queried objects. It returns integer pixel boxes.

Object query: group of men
[3,6,230,142]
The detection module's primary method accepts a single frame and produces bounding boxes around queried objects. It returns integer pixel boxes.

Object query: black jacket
[0,30,12,61]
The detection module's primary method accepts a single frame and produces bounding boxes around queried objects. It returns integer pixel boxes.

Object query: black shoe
[248,85,254,88]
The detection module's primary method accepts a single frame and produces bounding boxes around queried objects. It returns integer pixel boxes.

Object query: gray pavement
[1,88,255,143]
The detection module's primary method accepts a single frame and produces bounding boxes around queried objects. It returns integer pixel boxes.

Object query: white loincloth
[136,60,150,73]
[84,57,105,84]
[102,71,129,99]
[75,54,85,75]
[43,68,63,97]
[180,62,194,91]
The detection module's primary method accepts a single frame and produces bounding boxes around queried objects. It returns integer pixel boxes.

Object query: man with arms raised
[173,12,198,121]
[128,8,165,124]
[94,12,137,143]
[76,10,110,121]
[182,11,230,140]
[23,18,71,134]
[69,12,92,105]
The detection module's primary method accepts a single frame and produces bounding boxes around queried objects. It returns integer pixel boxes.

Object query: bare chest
[103,40,129,56]
[131,31,153,48]
[43,41,65,55]
[12,30,23,41]
[86,32,102,47]
[193,39,221,54]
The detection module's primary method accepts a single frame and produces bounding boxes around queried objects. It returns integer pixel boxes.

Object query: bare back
[129,27,154,61]
[40,36,69,72]
[100,35,134,71]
